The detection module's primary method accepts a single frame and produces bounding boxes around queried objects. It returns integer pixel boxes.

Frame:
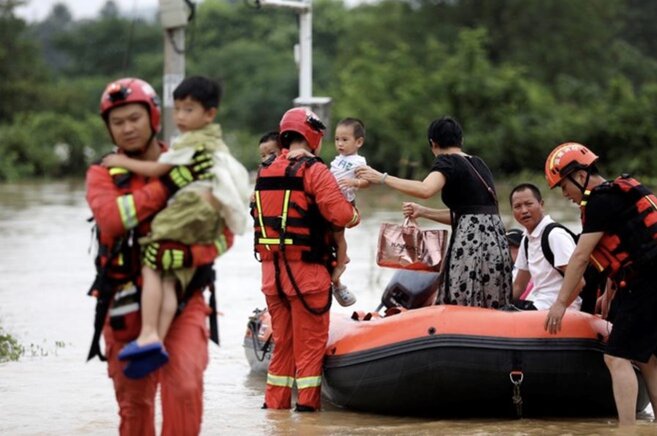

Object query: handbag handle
[403,217,419,228]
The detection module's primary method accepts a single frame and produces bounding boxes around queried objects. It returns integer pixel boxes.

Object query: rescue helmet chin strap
[566,170,591,196]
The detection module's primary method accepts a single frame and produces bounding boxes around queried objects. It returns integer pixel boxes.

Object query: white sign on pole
[163,73,184,108]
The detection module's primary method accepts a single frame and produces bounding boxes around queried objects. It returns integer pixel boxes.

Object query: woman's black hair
[427,116,463,149]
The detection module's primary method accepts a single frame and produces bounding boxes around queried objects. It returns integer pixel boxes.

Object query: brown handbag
[376,218,448,272]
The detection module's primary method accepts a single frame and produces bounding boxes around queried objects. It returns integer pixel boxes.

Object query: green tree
[0,0,49,123]
[31,3,73,71]
[52,7,161,79]
[0,112,107,181]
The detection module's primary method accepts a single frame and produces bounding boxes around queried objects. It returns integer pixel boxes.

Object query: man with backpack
[509,183,584,310]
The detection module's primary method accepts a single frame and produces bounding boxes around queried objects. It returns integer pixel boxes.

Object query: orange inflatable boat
[244,271,649,417]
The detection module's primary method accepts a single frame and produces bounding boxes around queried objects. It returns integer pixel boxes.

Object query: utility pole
[158,0,191,144]
[258,0,332,127]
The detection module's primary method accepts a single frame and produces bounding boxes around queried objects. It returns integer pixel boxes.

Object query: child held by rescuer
[101,75,250,375]
[258,131,281,162]
[329,118,370,306]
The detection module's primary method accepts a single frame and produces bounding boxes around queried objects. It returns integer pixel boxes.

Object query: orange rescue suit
[253,151,359,410]
[85,142,230,435]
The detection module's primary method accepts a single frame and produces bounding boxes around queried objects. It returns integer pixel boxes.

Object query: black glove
[143,241,193,271]
[162,147,214,194]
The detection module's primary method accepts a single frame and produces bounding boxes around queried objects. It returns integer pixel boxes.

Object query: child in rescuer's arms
[101,75,250,378]
[328,118,370,306]
[258,131,281,163]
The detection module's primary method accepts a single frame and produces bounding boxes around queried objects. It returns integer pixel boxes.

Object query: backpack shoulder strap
[540,222,577,274]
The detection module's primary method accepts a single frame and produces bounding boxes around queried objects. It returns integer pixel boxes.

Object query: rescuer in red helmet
[252,107,360,411]
[544,141,657,427]
[87,77,233,434]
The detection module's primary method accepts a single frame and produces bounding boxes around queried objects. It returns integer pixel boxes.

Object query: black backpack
[522,222,605,314]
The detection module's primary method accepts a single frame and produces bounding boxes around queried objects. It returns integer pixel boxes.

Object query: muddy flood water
[0,181,655,435]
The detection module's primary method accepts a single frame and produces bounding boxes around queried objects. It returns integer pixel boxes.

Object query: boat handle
[509,370,524,385]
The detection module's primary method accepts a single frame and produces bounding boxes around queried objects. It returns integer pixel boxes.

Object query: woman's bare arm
[355,166,445,199]
[402,202,451,225]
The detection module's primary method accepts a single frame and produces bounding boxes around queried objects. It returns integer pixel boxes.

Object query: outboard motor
[380,270,443,310]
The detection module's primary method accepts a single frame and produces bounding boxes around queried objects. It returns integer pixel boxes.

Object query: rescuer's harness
[252,156,334,315]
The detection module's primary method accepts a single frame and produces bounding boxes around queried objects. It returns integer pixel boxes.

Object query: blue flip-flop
[118,340,164,361]
[123,348,170,379]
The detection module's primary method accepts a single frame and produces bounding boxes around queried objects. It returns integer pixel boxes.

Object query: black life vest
[252,155,334,265]
[583,175,657,278]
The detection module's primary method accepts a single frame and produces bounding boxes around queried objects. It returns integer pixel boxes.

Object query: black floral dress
[431,154,512,308]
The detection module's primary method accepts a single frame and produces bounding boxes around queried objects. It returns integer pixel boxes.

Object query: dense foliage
[1,0,657,180]
[0,326,23,362]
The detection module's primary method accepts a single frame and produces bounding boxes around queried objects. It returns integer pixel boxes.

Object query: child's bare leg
[158,276,178,340]
[330,229,357,306]
[332,229,348,284]
[138,266,164,345]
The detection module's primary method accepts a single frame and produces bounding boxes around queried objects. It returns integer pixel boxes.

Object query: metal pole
[258,0,331,123]
[162,27,185,145]
[298,6,312,99]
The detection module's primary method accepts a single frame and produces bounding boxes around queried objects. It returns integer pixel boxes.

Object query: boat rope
[247,310,272,362]
[509,370,524,418]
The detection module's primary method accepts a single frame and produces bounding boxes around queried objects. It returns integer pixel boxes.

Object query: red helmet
[545,142,599,188]
[279,107,325,151]
[99,78,161,134]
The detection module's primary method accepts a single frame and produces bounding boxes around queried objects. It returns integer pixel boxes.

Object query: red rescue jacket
[86,142,220,285]
[253,151,360,296]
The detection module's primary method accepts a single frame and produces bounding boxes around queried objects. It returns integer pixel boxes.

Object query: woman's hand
[355,165,384,184]
[402,202,423,219]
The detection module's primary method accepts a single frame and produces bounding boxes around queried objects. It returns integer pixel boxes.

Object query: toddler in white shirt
[329,118,370,306]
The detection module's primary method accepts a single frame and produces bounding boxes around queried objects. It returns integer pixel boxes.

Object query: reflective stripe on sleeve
[266,373,295,388]
[214,233,228,255]
[346,208,360,227]
[116,194,138,230]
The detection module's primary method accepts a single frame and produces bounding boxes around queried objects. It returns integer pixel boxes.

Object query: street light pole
[158,0,190,144]
[258,0,332,126]
[298,3,312,100]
